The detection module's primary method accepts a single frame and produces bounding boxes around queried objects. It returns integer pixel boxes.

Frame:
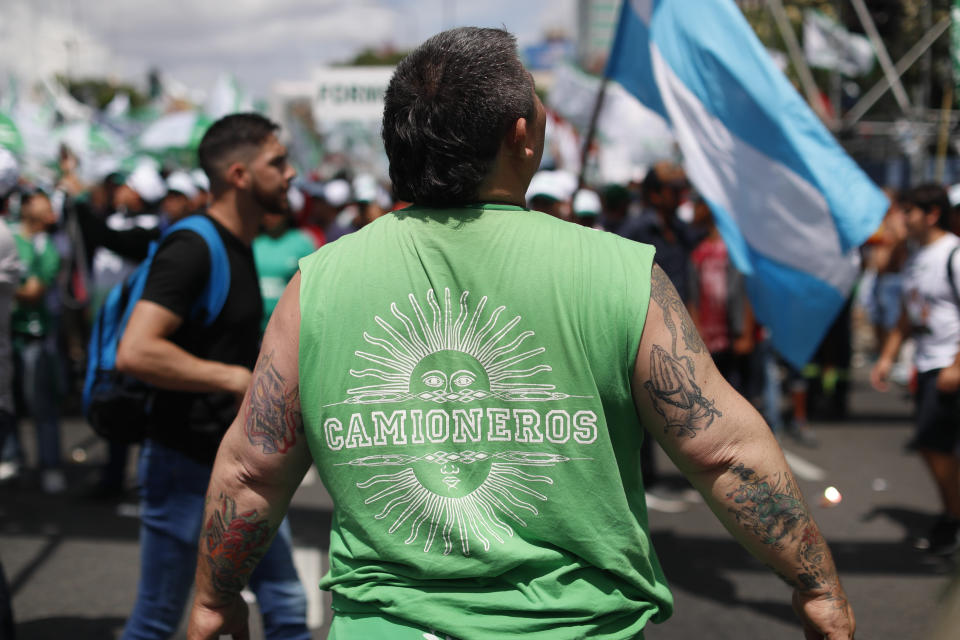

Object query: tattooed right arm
[188,273,314,640]
[632,263,854,639]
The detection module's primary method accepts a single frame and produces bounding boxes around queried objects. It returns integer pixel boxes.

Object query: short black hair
[197,113,279,190]
[641,167,663,201]
[902,183,950,230]
[20,189,49,206]
[382,27,535,207]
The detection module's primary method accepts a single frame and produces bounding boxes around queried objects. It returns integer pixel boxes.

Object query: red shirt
[691,236,730,353]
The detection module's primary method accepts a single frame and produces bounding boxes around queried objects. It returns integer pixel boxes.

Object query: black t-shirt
[618,209,706,303]
[140,214,262,464]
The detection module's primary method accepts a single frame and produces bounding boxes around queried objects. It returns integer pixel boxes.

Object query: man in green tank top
[187,27,854,640]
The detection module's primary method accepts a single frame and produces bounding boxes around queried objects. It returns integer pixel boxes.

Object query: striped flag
[606,0,888,368]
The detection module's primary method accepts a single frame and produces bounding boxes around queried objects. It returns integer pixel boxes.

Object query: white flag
[803,9,875,77]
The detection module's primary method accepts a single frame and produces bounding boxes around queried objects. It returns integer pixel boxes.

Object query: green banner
[0,112,23,155]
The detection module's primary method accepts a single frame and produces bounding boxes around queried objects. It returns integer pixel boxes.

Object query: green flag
[0,112,24,155]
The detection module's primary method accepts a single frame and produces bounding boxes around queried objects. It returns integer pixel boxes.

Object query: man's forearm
[692,442,846,602]
[878,324,906,366]
[194,473,283,607]
[117,336,247,395]
[15,277,45,304]
[193,425,301,609]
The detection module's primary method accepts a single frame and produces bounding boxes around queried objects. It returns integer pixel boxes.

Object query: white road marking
[783,449,827,482]
[294,546,324,628]
[300,466,319,487]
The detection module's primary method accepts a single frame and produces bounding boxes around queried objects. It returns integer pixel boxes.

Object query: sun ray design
[348,451,586,555]
[328,288,590,406]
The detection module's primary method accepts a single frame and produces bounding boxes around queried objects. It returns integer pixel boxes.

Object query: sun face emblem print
[331,288,593,556]
[326,287,586,406]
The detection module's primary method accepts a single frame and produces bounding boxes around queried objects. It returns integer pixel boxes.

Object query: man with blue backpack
[113,113,310,640]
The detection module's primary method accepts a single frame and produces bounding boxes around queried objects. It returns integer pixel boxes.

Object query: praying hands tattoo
[644,266,721,438]
[244,350,303,454]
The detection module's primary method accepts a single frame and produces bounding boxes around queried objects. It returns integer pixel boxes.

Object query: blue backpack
[82,215,231,443]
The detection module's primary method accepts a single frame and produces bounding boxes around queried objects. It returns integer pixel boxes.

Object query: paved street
[1,362,955,639]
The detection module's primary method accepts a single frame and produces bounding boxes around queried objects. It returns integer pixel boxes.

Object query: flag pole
[766,0,832,127]
[578,74,609,189]
[935,84,953,183]
[843,17,950,128]
[848,0,912,116]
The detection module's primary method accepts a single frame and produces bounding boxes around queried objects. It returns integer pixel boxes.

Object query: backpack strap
[159,215,231,326]
[949,245,960,308]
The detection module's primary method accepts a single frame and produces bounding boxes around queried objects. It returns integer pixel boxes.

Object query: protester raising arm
[187,272,312,640]
[633,265,854,640]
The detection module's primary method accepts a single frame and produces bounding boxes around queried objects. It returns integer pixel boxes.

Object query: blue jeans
[757,336,783,433]
[868,273,904,331]
[13,336,61,469]
[122,440,310,640]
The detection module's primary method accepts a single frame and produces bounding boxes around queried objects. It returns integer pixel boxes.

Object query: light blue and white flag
[606,0,888,368]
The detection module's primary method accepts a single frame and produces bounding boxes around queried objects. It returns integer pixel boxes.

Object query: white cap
[0,148,18,197]
[376,186,393,210]
[948,183,960,208]
[166,170,198,200]
[353,174,378,203]
[191,168,210,192]
[323,179,352,207]
[127,163,167,202]
[553,170,579,201]
[90,156,121,184]
[526,171,567,203]
[287,185,305,214]
[573,189,601,217]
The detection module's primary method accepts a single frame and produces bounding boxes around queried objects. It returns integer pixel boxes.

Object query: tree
[58,76,149,110]
[340,47,410,67]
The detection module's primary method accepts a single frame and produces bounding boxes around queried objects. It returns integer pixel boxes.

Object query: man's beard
[252,180,290,214]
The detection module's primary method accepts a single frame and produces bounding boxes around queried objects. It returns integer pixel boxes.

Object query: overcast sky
[1,0,577,97]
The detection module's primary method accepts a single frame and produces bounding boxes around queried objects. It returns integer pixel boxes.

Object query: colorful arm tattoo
[244,350,303,454]
[726,463,835,593]
[201,494,274,595]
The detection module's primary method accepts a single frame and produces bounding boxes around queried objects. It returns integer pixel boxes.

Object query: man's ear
[505,117,534,160]
[223,161,250,190]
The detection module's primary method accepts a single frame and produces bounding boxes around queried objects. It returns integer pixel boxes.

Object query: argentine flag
[607,0,888,368]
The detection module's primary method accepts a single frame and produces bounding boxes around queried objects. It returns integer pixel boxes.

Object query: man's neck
[265,223,288,239]
[474,185,526,208]
[475,151,535,209]
[206,193,259,246]
[921,227,948,247]
[19,223,41,239]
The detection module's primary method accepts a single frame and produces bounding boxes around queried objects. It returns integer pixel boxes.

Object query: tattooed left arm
[632,265,854,639]
[188,272,313,640]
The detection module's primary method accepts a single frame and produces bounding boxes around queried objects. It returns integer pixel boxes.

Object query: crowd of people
[0,112,953,512]
[0,143,395,495]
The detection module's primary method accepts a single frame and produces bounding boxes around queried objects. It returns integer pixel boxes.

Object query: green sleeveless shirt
[299,205,672,639]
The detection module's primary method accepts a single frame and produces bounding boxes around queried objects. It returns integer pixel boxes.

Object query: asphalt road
[1,362,955,640]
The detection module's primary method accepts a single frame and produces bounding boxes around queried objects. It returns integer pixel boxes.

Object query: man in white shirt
[872,183,960,555]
